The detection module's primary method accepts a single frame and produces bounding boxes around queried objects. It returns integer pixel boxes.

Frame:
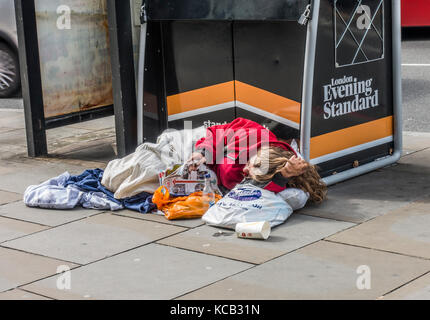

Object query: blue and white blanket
[24,169,155,213]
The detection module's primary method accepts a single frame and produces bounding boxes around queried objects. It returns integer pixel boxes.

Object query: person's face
[243,154,258,177]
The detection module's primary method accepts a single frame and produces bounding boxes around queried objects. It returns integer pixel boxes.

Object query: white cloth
[24,172,123,211]
[102,126,206,199]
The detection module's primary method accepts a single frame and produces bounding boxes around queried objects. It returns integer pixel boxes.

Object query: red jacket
[195,118,297,191]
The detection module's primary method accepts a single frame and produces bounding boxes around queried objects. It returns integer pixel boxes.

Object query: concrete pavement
[0,109,429,300]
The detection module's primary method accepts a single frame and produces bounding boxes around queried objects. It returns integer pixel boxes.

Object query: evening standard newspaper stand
[137,0,402,185]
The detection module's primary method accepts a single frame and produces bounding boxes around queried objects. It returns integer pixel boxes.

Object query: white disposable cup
[235,221,271,240]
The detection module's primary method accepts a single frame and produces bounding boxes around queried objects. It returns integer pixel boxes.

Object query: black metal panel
[14,0,47,157]
[234,21,306,141]
[335,1,385,67]
[168,110,235,131]
[236,109,300,140]
[311,0,393,137]
[107,0,138,157]
[146,0,309,21]
[161,21,236,130]
[142,22,168,143]
[318,143,394,178]
[163,21,235,95]
[234,21,307,102]
[311,0,394,177]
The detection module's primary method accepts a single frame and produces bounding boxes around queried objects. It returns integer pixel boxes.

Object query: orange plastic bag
[152,186,222,220]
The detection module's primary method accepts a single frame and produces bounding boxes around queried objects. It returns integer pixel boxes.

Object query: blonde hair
[249,146,327,203]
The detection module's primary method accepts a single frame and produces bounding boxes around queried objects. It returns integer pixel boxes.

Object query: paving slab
[0,247,77,293]
[36,157,108,172]
[0,129,27,147]
[0,128,17,134]
[298,168,430,223]
[0,110,25,129]
[0,217,48,243]
[57,141,117,163]
[46,127,93,141]
[327,194,430,259]
[0,190,22,205]
[0,145,27,160]
[3,213,187,264]
[0,201,99,227]
[0,163,16,175]
[383,272,430,300]
[0,109,23,115]
[65,116,115,131]
[396,148,430,174]
[0,289,51,300]
[402,131,430,155]
[47,128,115,154]
[179,241,430,300]
[114,210,205,228]
[0,100,23,110]
[0,159,92,194]
[158,214,355,264]
[22,244,252,300]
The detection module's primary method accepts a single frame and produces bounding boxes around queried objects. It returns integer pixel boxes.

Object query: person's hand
[187,152,207,172]
[281,156,310,178]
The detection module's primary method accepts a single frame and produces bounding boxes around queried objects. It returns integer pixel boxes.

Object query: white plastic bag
[278,188,309,211]
[202,183,293,230]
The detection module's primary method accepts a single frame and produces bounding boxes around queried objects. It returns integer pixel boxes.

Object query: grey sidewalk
[0,109,429,300]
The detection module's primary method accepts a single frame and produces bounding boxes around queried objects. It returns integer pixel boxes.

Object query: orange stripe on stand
[167,81,235,116]
[310,116,394,159]
[235,81,301,124]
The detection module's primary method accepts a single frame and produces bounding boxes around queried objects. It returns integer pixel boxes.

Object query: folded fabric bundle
[24,169,156,213]
[101,126,206,199]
